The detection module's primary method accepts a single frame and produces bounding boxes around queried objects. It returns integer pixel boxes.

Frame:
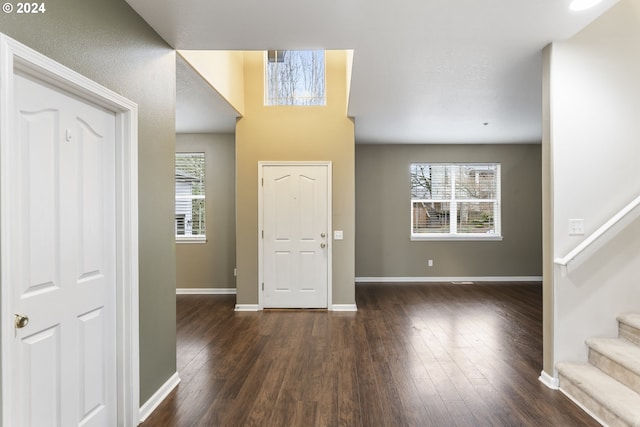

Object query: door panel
[78,308,107,423]
[21,326,61,427]
[12,74,116,427]
[78,119,106,278]
[263,165,329,308]
[21,109,59,297]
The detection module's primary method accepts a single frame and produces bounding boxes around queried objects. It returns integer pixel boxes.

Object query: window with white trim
[410,163,501,240]
[175,153,206,242]
[265,49,325,106]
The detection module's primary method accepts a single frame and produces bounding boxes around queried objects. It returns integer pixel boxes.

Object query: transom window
[410,163,502,240]
[175,153,206,242]
[265,49,325,106]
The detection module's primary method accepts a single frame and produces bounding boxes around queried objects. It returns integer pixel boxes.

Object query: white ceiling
[126,0,619,143]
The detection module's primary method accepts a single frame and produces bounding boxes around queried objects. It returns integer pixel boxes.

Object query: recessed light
[570,0,603,11]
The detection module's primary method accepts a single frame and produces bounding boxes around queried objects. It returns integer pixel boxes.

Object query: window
[265,50,325,106]
[175,153,206,242]
[410,163,501,240]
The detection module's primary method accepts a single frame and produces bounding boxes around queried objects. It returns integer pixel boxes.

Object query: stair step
[588,337,640,394]
[557,361,640,427]
[618,313,640,346]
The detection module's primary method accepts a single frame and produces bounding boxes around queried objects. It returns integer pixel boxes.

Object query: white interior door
[9,73,117,426]
[262,164,330,308]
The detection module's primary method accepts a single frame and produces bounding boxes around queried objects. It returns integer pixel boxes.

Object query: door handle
[14,314,29,329]
[320,243,326,248]
[320,233,326,238]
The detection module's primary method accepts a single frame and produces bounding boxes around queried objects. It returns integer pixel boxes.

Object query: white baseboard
[355,276,542,283]
[138,372,180,422]
[234,304,260,311]
[331,304,358,312]
[176,287,236,295]
[234,304,358,311]
[538,370,559,390]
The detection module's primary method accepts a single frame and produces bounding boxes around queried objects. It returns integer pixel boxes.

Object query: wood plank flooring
[140,283,598,426]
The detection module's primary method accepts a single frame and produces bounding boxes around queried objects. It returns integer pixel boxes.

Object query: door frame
[258,161,332,310]
[0,34,140,426]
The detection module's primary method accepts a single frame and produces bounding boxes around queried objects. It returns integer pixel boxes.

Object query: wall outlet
[334,230,343,240]
[568,219,584,236]
[428,259,433,267]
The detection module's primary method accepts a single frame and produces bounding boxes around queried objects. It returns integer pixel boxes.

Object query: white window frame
[176,152,206,243]
[410,163,502,241]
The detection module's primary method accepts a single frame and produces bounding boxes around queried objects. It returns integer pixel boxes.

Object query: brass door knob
[14,314,29,329]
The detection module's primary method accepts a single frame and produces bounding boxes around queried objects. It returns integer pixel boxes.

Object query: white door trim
[258,161,332,310]
[0,34,140,426]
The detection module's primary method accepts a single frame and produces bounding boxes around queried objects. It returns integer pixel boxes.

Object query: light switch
[569,219,584,236]
[333,230,343,240]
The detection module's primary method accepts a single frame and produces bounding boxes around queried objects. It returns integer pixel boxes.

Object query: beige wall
[235,50,356,306]
[355,144,542,278]
[176,133,236,289]
[0,0,176,403]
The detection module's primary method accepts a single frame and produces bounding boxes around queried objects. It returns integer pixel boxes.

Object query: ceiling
[126,0,619,144]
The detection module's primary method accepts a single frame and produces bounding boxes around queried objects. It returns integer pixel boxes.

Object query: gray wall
[355,144,542,278]
[176,134,236,289]
[1,0,177,403]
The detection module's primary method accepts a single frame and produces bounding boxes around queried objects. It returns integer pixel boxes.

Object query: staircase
[557,313,640,427]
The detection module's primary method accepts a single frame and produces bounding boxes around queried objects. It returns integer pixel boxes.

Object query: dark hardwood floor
[140,283,598,427]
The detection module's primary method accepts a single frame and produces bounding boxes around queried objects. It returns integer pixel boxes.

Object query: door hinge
[262,230,264,239]
[262,282,264,291]
[262,178,264,186]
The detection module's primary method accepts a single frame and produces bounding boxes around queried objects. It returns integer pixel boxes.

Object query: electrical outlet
[568,219,584,236]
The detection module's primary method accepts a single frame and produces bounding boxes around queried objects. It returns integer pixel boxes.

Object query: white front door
[261,164,330,308]
[9,73,117,426]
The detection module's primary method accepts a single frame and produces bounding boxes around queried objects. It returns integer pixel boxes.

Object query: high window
[265,50,325,106]
[175,153,206,242]
[410,163,501,240]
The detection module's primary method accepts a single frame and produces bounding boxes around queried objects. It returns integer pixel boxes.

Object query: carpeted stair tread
[618,313,640,331]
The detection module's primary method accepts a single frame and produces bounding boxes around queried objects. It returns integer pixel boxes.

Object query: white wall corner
[138,372,180,422]
[538,370,559,390]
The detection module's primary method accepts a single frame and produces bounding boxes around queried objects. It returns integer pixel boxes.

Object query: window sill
[176,236,207,244]
[411,234,503,242]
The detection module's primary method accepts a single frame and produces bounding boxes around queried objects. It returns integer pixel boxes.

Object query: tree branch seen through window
[410,163,501,240]
[266,50,325,106]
